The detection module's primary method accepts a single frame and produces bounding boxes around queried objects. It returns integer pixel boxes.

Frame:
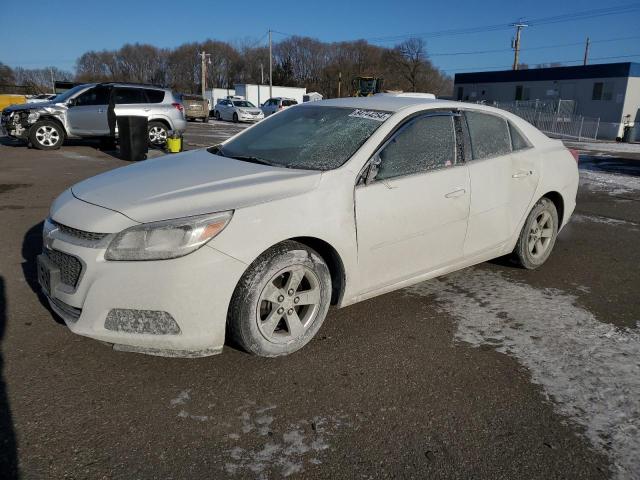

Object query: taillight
[569,148,580,164]
[172,102,184,112]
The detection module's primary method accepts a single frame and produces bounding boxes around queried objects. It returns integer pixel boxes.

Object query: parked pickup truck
[1,82,187,150]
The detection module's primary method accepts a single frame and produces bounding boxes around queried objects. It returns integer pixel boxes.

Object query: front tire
[513,198,559,269]
[232,113,239,123]
[215,111,221,121]
[228,241,332,357]
[29,120,65,150]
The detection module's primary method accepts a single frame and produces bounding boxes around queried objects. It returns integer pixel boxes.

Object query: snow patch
[579,169,640,196]
[223,406,351,477]
[406,268,640,479]
[571,213,640,230]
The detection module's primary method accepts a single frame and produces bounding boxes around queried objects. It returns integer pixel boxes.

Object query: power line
[364,3,640,43]
[428,34,640,57]
[442,53,640,73]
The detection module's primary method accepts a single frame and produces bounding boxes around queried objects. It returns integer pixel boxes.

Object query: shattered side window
[465,111,512,160]
[376,115,456,181]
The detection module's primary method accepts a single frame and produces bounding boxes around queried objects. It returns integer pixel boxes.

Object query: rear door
[66,86,111,135]
[462,110,539,256]
[355,111,470,292]
[113,87,148,119]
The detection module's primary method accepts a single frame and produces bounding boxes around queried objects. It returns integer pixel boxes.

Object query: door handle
[445,188,466,198]
[512,170,533,178]
[97,108,105,113]
[143,108,151,112]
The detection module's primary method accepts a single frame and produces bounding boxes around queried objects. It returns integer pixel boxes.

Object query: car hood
[71,149,322,223]
[3,101,58,113]
[239,108,263,114]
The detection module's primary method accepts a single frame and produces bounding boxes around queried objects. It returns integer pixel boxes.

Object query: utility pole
[49,67,55,93]
[260,63,264,85]
[583,37,591,66]
[338,71,342,98]
[511,22,528,70]
[268,29,273,98]
[200,51,211,99]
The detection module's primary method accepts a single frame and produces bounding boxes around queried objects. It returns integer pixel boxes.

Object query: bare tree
[66,35,452,98]
[0,62,15,86]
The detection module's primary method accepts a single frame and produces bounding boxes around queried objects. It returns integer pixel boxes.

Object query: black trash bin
[117,116,148,161]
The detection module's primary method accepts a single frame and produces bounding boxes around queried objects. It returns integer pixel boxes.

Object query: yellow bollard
[166,134,182,153]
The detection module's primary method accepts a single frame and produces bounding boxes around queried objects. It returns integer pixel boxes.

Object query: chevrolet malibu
[38,94,578,357]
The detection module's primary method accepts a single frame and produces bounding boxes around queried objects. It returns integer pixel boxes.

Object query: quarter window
[145,89,165,103]
[376,115,456,181]
[509,122,530,151]
[465,111,511,160]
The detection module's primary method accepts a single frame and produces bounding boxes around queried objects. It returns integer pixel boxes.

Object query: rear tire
[147,121,168,146]
[228,241,332,357]
[513,198,559,269]
[29,120,65,150]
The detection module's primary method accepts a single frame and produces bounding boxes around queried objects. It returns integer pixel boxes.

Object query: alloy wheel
[528,211,554,259]
[148,126,167,144]
[256,265,321,344]
[35,125,60,147]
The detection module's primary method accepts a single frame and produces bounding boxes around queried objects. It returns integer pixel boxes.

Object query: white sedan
[214,99,264,123]
[38,95,578,357]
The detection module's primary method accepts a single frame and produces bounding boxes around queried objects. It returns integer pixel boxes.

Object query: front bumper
[238,113,264,122]
[39,223,247,357]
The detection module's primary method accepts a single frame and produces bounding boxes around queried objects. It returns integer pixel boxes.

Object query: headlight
[105,211,233,261]
[27,111,40,123]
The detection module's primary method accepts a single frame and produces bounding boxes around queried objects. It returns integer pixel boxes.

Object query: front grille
[53,221,108,242]
[45,249,82,288]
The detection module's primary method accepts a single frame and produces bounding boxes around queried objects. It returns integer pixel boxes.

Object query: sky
[1,0,640,77]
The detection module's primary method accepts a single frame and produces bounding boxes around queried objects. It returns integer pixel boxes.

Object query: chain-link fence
[481,99,600,141]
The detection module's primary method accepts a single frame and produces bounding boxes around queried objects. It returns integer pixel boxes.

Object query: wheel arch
[540,191,565,227]
[235,236,347,307]
[289,236,346,306]
[148,117,171,130]
[36,115,68,136]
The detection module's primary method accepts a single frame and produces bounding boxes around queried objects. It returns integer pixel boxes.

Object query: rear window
[465,111,512,160]
[282,100,297,106]
[146,89,166,103]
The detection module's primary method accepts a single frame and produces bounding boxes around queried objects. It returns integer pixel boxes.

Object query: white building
[234,84,306,107]
[206,84,307,109]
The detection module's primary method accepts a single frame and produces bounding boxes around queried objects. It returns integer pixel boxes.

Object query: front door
[355,112,470,293]
[66,86,111,135]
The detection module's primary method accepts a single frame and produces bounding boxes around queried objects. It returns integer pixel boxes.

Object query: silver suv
[1,83,187,150]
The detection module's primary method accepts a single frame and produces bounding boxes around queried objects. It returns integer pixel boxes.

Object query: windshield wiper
[227,155,275,166]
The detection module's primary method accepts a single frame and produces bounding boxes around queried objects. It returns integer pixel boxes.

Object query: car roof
[98,82,166,90]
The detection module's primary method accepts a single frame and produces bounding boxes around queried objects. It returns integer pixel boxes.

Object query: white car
[38,95,578,358]
[260,97,298,117]
[214,99,264,123]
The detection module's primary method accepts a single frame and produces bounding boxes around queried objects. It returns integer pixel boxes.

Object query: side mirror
[365,155,382,184]
[67,98,76,107]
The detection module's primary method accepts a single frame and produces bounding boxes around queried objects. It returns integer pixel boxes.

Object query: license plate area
[37,253,60,297]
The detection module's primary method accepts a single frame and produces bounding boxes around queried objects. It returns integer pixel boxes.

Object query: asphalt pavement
[0,124,638,479]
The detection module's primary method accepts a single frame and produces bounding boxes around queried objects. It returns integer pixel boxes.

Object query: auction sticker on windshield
[348,109,391,122]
